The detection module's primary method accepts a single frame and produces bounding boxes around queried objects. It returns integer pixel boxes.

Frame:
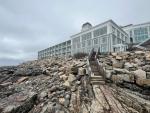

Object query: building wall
[38,40,71,59]
[123,22,150,44]
[71,20,128,55]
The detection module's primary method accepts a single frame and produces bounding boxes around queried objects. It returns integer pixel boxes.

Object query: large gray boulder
[0,91,37,113]
[133,69,146,80]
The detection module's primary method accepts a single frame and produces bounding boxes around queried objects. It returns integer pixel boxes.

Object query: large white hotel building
[38,20,150,59]
[71,20,128,55]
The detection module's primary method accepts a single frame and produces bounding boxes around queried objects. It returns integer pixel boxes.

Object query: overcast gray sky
[0,0,150,66]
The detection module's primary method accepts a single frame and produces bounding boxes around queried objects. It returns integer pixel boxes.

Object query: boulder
[105,70,112,79]
[59,97,65,105]
[64,99,70,107]
[39,91,48,100]
[58,72,64,75]
[111,74,134,83]
[59,67,66,72]
[111,75,123,83]
[0,91,37,113]
[63,81,70,87]
[146,56,150,61]
[135,51,145,54]
[17,77,29,84]
[111,52,117,56]
[70,66,78,75]
[142,65,150,72]
[68,74,76,83]
[146,72,150,79]
[133,69,146,80]
[136,79,150,86]
[2,105,16,113]
[116,56,122,60]
[0,82,12,87]
[124,62,133,69]
[60,74,68,81]
[113,60,124,68]
[134,58,142,66]
[113,68,130,74]
[78,67,86,76]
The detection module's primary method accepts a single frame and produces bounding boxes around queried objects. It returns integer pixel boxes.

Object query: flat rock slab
[89,85,139,113]
[0,91,37,113]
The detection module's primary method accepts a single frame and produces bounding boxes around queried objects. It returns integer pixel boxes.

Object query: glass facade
[134,27,148,43]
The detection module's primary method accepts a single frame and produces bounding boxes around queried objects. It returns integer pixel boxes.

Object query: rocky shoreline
[0,52,150,113]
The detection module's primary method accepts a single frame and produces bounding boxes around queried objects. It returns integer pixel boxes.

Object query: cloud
[0,0,150,66]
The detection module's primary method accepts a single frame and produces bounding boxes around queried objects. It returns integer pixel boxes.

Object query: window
[73,37,80,44]
[101,44,107,52]
[94,38,98,45]
[125,36,127,42]
[82,35,86,41]
[134,27,148,43]
[117,38,121,44]
[93,26,107,37]
[112,34,116,45]
[77,43,81,48]
[102,37,107,43]
[130,31,132,37]
[121,34,124,40]
[82,42,86,47]
[82,32,92,41]
[112,26,115,32]
[87,40,92,46]
[73,44,76,49]
[117,30,120,38]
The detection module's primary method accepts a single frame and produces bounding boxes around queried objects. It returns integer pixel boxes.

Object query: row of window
[135,35,148,43]
[39,46,71,54]
[129,26,150,37]
[72,44,108,54]
[113,46,127,52]
[128,26,150,43]
[112,26,127,41]
[112,34,126,45]
[134,27,149,43]
[72,36,108,49]
[39,52,71,59]
[73,26,107,44]
[39,40,71,54]
[82,32,92,41]
[39,46,71,57]
[134,27,148,35]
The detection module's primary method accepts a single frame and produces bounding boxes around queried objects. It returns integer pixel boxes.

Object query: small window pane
[94,38,98,45]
